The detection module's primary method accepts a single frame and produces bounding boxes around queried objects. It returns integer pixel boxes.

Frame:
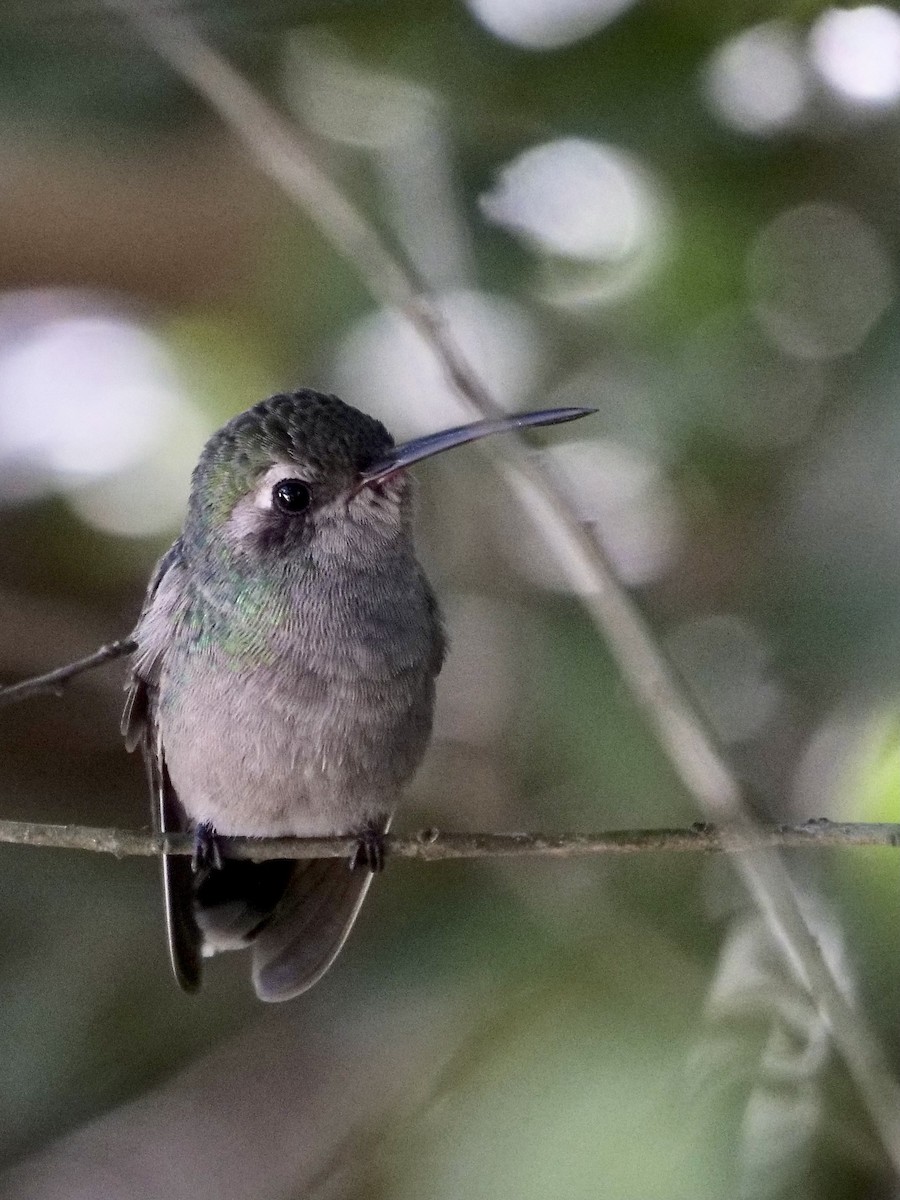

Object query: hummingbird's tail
[192,852,377,1001]
[251,857,376,1001]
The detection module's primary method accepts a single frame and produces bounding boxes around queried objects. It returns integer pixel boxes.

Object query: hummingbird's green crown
[187,390,394,536]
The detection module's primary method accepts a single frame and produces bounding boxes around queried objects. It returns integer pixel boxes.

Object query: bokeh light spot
[747,202,893,360]
[465,0,638,51]
[480,139,667,305]
[0,314,175,480]
[330,290,543,437]
[503,438,681,590]
[705,23,808,135]
[810,6,900,106]
[0,290,207,536]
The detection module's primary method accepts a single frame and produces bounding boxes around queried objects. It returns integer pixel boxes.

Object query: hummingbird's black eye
[272,478,312,514]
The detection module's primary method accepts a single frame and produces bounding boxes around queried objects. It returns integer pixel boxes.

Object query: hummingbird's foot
[192,822,223,873]
[351,823,387,874]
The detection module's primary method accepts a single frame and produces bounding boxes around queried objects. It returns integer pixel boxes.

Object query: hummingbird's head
[183,389,594,570]
[185,391,406,568]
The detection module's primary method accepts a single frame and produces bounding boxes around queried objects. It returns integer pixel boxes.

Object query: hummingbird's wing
[423,571,447,677]
[122,541,203,993]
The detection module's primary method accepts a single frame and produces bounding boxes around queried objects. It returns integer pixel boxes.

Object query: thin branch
[76,3,900,1165]
[0,818,898,860]
[0,639,135,707]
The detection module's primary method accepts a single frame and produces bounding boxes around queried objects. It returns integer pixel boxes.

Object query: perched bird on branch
[123,390,592,1000]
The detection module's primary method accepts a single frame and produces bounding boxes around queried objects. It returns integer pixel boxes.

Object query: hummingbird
[123,390,593,1001]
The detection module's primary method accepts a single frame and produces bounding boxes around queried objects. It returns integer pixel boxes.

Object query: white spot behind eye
[253,463,313,510]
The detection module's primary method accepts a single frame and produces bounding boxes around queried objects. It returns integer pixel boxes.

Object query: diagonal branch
[79,2,900,1166]
[0,818,897,860]
[0,638,135,707]
[107,0,507,419]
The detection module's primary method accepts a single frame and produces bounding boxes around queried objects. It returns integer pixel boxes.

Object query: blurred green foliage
[1,2,900,1198]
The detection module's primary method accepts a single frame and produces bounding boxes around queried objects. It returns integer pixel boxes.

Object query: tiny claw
[192,822,223,873]
[351,824,387,874]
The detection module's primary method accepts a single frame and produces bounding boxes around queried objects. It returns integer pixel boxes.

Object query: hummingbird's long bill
[358,406,596,486]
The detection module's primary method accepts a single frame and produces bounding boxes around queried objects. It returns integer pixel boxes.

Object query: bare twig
[58,3,900,1165]
[0,638,135,707]
[0,818,898,860]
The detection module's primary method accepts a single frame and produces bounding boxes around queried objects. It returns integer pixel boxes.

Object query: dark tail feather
[251,859,375,1002]
[162,852,203,992]
[154,757,202,993]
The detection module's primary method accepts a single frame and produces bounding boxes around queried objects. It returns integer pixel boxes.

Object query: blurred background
[1,1,900,1197]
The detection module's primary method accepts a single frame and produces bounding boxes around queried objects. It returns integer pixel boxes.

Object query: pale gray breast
[157,559,439,838]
